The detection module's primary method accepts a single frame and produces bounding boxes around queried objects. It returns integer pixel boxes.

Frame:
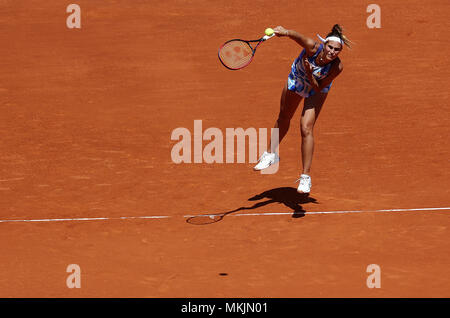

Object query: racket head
[218,39,255,70]
[186,213,225,225]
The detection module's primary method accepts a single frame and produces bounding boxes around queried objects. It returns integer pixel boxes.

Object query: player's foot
[296,174,311,193]
[253,151,279,170]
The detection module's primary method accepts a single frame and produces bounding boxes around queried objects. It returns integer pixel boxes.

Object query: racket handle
[262,34,276,41]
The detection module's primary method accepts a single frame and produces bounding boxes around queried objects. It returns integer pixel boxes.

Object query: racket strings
[186,214,224,225]
[219,40,253,70]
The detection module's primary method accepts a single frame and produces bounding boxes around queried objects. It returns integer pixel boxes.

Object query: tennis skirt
[287,71,332,98]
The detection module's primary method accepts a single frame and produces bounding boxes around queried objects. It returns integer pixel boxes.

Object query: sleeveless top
[290,43,334,95]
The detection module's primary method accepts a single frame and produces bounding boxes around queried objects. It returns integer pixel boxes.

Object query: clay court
[0,0,449,297]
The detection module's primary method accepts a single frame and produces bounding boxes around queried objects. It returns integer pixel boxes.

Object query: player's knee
[301,123,313,137]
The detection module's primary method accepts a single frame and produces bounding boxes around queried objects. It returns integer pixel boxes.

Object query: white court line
[0,215,170,223]
[0,177,25,182]
[233,207,450,217]
[1,207,448,224]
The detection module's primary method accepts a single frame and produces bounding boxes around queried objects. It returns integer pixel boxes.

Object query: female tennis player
[254,24,351,193]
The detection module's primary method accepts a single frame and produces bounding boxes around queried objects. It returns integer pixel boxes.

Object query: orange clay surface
[0,0,449,297]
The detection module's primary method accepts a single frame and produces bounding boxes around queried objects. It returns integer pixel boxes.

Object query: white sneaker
[253,151,279,171]
[296,174,311,193]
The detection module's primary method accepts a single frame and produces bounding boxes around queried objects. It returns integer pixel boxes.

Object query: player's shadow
[221,187,317,219]
[186,187,318,225]
[245,187,318,218]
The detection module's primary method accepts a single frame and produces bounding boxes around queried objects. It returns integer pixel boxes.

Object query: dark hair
[327,24,352,48]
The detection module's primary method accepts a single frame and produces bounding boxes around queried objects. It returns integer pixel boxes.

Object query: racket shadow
[186,187,318,225]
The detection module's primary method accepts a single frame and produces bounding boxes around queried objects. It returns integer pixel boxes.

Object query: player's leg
[297,91,327,192]
[270,82,303,152]
[255,83,303,170]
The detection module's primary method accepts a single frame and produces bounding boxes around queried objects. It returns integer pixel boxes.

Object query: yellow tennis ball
[265,28,274,36]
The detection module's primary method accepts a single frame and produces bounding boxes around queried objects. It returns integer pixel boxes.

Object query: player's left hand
[273,26,289,37]
[303,58,313,75]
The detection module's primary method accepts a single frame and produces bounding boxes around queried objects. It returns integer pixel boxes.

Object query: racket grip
[262,34,276,41]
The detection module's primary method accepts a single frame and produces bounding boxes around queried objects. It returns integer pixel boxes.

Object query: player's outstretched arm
[273,26,317,55]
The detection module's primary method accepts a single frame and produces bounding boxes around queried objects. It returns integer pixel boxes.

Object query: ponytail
[327,24,352,48]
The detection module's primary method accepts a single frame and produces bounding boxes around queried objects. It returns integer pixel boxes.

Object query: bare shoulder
[306,41,320,56]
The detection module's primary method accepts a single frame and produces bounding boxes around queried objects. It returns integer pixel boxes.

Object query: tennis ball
[265,28,274,36]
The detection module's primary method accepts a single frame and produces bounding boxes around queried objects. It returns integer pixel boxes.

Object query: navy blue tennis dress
[287,43,333,98]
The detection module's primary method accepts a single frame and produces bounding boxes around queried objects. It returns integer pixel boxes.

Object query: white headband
[317,34,343,45]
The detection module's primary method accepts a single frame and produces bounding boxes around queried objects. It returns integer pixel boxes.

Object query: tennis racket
[186,213,226,225]
[218,33,275,70]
